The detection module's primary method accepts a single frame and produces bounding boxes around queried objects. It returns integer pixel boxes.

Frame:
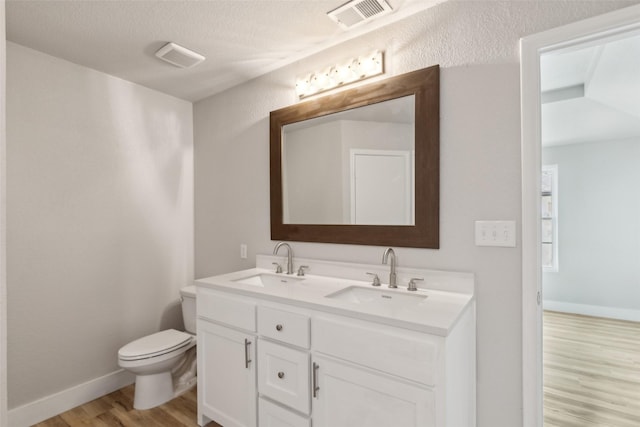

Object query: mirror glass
[282,95,415,225]
[270,65,439,248]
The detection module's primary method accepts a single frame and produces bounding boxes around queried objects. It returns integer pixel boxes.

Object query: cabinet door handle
[276,324,283,331]
[244,339,252,369]
[312,362,320,398]
[277,371,285,379]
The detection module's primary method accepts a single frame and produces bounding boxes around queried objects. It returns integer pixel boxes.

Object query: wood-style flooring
[544,311,640,427]
[33,385,221,427]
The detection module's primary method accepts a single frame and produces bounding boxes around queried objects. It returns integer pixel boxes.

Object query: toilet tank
[180,285,197,334]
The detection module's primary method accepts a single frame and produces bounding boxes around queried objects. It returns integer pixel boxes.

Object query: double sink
[233,272,429,311]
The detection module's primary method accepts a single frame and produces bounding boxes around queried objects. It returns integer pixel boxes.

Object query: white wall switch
[240,244,248,259]
[475,220,516,247]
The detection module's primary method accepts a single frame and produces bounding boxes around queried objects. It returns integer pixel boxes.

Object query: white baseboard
[543,300,640,322]
[8,369,135,427]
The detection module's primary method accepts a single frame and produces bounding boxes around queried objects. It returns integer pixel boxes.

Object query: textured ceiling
[6,0,444,102]
[541,33,640,146]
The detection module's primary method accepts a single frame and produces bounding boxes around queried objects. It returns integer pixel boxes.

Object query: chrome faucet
[273,242,294,275]
[382,247,397,288]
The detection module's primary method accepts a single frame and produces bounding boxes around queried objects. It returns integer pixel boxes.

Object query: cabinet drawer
[258,340,310,415]
[313,315,442,386]
[259,397,311,427]
[197,289,256,332]
[258,306,310,349]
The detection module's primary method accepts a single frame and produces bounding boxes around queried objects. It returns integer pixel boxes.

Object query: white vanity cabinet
[197,290,258,427]
[196,261,476,427]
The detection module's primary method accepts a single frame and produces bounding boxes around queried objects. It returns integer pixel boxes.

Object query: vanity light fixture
[295,50,384,99]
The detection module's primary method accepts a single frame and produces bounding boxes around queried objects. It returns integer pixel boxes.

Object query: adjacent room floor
[33,385,220,427]
[543,311,640,427]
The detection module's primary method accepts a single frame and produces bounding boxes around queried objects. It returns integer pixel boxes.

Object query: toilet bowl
[118,285,197,410]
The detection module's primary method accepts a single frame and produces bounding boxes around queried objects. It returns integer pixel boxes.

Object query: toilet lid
[118,329,193,361]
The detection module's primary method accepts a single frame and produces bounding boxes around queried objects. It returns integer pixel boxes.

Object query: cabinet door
[312,355,435,427]
[198,320,257,427]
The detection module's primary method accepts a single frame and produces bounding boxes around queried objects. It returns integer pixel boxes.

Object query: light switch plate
[475,221,516,247]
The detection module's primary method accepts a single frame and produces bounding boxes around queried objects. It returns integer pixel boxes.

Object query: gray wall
[193,2,638,426]
[6,43,194,408]
[543,139,640,317]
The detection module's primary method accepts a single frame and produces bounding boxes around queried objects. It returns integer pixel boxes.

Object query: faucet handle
[407,277,424,292]
[272,262,283,274]
[366,272,381,287]
[297,265,309,276]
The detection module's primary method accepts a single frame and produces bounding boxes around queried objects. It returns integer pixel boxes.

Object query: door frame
[1,3,7,424]
[520,4,640,426]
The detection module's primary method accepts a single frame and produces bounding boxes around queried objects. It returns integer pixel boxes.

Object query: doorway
[521,4,640,426]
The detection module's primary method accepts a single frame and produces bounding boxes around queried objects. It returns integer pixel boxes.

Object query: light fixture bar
[295,50,384,99]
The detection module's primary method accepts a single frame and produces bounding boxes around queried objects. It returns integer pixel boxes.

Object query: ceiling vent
[327,0,393,30]
[155,42,205,69]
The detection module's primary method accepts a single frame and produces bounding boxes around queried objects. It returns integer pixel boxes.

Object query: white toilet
[118,285,197,410]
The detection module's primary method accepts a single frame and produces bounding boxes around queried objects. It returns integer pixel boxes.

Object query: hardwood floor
[543,311,640,427]
[33,385,221,427]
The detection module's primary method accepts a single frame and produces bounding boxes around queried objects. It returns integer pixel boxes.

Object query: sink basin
[326,286,428,310]
[233,273,305,288]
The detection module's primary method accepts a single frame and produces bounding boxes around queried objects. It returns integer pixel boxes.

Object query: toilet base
[133,371,175,410]
[132,371,198,410]
[132,346,198,410]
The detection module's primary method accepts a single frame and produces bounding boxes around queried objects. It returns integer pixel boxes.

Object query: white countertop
[195,256,474,336]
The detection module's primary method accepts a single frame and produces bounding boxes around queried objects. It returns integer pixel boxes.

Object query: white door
[198,320,257,427]
[312,355,434,427]
[350,149,412,225]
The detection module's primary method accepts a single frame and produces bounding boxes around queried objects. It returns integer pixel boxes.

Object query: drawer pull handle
[277,371,285,379]
[312,362,320,398]
[276,324,283,331]
[244,339,252,369]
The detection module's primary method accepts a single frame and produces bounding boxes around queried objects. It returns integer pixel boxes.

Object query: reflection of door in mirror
[350,149,413,225]
[282,95,415,225]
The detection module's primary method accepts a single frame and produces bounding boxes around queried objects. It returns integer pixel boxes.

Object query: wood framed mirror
[270,65,439,248]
